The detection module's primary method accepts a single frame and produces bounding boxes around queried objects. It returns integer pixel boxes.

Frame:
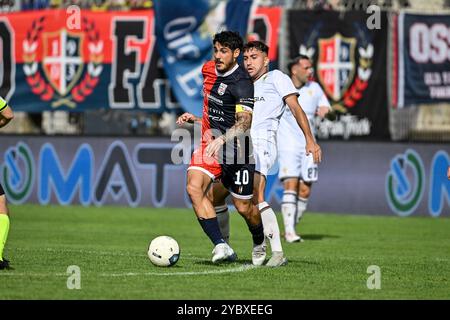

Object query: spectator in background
[309,0,332,9]
[91,0,111,10]
[49,0,61,8]
[0,0,16,12]
[294,0,332,10]
[128,0,152,9]
[21,0,50,10]
[108,0,127,10]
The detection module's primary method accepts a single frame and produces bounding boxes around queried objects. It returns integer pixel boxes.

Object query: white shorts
[252,137,278,178]
[278,147,318,182]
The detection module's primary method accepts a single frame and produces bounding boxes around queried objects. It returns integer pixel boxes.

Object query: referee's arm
[0,98,14,128]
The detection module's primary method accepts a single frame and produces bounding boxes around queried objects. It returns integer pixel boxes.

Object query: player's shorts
[252,136,277,178]
[0,183,4,196]
[187,144,222,180]
[278,147,318,182]
[221,163,255,200]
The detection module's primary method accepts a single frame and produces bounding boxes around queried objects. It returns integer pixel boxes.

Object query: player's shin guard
[215,204,230,243]
[296,197,308,225]
[258,202,283,253]
[0,214,10,261]
[281,191,297,234]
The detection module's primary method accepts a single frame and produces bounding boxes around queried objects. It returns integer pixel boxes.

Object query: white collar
[254,71,270,84]
[216,63,239,77]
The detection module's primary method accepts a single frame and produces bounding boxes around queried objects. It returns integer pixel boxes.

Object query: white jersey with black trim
[250,69,297,140]
[278,81,331,147]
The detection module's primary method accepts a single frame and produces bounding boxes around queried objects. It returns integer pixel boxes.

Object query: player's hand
[176,113,197,125]
[205,136,225,159]
[305,141,322,164]
[447,166,450,180]
[316,106,330,118]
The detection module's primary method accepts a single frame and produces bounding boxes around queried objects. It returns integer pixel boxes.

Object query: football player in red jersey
[177,31,264,264]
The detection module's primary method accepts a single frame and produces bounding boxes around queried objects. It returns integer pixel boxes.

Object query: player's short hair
[213,31,244,52]
[243,40,269,55]
[287,55,311,76]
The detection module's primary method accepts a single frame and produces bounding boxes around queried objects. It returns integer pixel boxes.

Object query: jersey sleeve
[273,70,298,101]
[0,96,8,112]
[202,60,216,79]
[234,77,254,113]
[315,83,331,108]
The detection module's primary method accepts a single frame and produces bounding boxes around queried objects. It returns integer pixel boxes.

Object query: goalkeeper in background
[0,96,14,270]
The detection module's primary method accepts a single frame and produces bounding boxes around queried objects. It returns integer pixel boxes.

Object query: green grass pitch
[1,204,449,299]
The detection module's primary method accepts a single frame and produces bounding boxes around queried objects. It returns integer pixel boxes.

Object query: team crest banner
[287,10,389,140]
[0,9,180,112]
[0,6,281,114]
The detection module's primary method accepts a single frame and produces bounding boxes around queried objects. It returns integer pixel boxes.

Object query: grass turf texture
[1,204,449,299]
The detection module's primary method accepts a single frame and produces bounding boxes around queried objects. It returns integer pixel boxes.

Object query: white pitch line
[13,247,201,260]
[100,264,258,277]
[4,248,258,277]
[1,265,257,278]
[0,272,67,277]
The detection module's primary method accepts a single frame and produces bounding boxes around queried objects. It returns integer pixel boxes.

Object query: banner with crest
[0,9,180,112]
[287,10,389,140]
[0,7,284,114]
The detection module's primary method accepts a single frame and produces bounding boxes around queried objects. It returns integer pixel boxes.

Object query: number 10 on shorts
[235,170,250,185]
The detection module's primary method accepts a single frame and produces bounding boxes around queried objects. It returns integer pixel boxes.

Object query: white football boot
[285,232,303,243]
[252,241,267,266]
[265,251,288,267]
[212,243,236,263]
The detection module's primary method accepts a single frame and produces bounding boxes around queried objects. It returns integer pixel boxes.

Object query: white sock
[296,197,308,225]
[215,205,230,243]
[258,201,283,253]
[281,191,297,234]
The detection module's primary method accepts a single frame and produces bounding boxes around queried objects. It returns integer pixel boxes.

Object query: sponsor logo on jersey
[210,108,224,115]
[209,115,225,122]
[207,94,224,105]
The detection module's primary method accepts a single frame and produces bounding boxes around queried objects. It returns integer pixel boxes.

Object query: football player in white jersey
[277,55,331,243]
[213,41,321,267]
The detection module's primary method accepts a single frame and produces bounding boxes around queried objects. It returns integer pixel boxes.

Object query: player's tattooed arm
[205,111,252,158]
[223,111,252,143]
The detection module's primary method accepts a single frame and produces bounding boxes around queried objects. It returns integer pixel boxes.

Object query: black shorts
[221,163,254,200]
[0,183,4,196]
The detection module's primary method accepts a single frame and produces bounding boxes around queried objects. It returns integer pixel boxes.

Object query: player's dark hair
[213,31,244,52]
[287,55,310,76]
[243,40,269,55]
